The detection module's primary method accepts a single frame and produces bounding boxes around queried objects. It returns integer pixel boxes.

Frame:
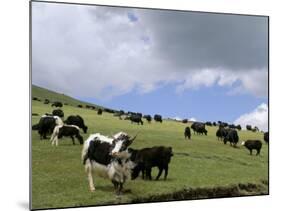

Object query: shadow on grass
[131,182,269,203]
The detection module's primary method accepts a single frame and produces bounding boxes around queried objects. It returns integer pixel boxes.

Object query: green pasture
[31,97,268,209]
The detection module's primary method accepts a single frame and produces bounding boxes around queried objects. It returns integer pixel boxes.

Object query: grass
[32,84,99,108]
[31,89,268,210]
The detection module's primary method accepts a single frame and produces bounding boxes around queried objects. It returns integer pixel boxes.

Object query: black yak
[130,115,143,125]
[52,109,64,118]
[184,127,191,139]
[154,114,162,123]
[223,129,239,147]
[51,101,63,107]
[143,115,152,123]
[64,115,88,133]
[241,140,262,155]
[129,146,173,180]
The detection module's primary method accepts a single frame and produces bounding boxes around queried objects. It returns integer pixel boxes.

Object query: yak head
[110,132,137,158]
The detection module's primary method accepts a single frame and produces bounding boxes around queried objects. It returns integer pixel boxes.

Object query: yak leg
[112,181,118,193]
[250,149,252,155]
[86,161,95,192]
[164,165,169,180]
[155,167,163,180]
[118,183,123,195]
[141,168,145,179]
[146,168,152,180]
[256,149,260,155]
[71,136,75,145]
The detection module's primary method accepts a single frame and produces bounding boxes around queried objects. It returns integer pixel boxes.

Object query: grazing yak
[52,109,64,118]
[51,101,63,107]
[44,99,50,104]
[219,122,228,128]
[216,127,229,141]
[81,132,137,194]
[213,122,217,126]
[136,113,143,118]
[113,112,123,119]
[182,119,188,124]
[64,115,88,133]
[129,146,173,180]
[241,140,262,155]
[77,104,83,108]
[35,115,63,139]
[143,115,152,123]
[246,125,252,131]
[129,115,143,125]
[50,125,83,146]
[223,129,239,147]
[104,108,115,113]
[97,109,103,115]
[264,132,269,144]
[252,126,259,132]
[154,114,162,123]
[184,127,191,139]
[191,122,207,135]
[205,121,212,126]
[236,125,242,130]
[228,124,236,129]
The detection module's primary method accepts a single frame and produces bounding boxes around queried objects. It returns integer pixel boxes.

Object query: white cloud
[173,116,183,121]
[234,103,268,131]
[32,3,268,100]
[189,117,197,122]
[176,68,267,97]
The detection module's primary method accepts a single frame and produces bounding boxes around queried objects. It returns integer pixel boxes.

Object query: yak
[241,140,262,155]
[129,115,143,125]
[64,115,88,133]
[129,146,173,180]
[223,129,239,147]
[184,127,191,139]
[81,132,137,195]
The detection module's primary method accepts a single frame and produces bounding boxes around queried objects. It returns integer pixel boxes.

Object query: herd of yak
[32,98,269,195]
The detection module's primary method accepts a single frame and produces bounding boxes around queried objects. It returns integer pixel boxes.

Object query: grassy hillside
[32,84,100,108]
[31,99,269,209]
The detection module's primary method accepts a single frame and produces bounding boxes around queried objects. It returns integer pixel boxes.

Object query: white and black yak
[35,115,63,139]
[50,125,83,146]
[81,132,137,195]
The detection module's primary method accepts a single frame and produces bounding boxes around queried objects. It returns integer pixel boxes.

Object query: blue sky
[79,83,267,123]
[32,2,268,130]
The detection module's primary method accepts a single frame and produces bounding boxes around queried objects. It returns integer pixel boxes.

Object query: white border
[0,0,280,211]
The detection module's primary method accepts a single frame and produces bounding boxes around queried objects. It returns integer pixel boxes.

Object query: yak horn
[129,132,139,142]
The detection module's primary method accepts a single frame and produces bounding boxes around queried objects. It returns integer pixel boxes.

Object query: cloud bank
[234,103,268,131]
[32,3,268,100]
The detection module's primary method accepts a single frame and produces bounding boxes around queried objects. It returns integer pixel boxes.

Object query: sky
[32,2,268,131]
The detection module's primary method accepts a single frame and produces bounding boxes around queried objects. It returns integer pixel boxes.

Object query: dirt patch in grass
[131,181,268,203]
